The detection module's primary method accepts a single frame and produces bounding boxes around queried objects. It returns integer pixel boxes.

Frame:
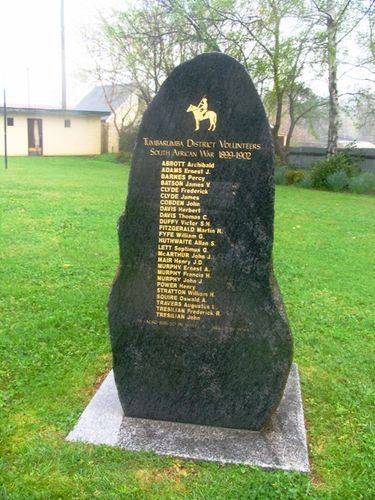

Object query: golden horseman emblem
[187,96,217,131]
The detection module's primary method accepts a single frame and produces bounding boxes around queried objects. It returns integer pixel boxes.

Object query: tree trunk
[271,15,287,165]
[284,94,296,163]
[327,17,339,156]
[285,123,295,164]
[272,92,287,163]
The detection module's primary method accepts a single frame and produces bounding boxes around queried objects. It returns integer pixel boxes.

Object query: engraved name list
[142,136,262,322]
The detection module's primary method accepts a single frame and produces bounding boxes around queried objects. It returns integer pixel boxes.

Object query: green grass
[0,155,374,499]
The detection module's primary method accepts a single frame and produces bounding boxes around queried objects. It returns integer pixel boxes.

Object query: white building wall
[42,114,101,155]
[0,115,28,155]
[106,94,140,153]
[0,112,102,156]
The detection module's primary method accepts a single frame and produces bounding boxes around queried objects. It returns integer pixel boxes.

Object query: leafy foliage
[116,151,132,163]
[297,172,313,188]
[310,151,359,189]
[326,170,350,191]
[284,169,305,185]
[119,125,139,156]
[83,0,326,157]
[275,167,305,185]
[275,154,374,195]
[274,166,288,185]
[348,172,375,194]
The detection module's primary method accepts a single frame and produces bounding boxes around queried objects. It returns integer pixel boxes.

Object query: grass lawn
[0,155,374,499]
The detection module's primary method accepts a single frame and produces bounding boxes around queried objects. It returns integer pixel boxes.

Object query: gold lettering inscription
[155,159,222,321]
[142,133,263,323]
[143,138,262,161]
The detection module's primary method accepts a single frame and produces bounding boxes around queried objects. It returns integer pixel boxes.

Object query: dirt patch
[92,365,110,393]
[135,462,193,487]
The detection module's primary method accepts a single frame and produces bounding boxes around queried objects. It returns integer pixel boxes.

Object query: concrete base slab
[67,363,309,473]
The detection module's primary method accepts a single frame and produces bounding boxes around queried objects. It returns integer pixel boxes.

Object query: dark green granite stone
[109,52,293,430]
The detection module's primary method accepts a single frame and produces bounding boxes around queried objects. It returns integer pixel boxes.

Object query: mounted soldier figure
[187,96,217,131]
[197,97,208,118]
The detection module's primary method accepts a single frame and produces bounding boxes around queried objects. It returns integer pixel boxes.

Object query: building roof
[75,85,133,112]
[0,106,109,117]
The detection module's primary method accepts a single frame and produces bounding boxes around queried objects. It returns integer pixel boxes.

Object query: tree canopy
[82,0,374,159]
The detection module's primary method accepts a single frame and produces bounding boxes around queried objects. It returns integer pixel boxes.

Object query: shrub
[119,125,139,158]
[326,171,349,192]
[116,151,132,163]
[274,166,288,185]
[275,167,305,186]
[348,173,375,195]
[310,151,359,189]
[284,169,305,185]
[274,155,286,168]
[298,173,313,189]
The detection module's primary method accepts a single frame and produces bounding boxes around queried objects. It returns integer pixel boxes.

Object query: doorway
[27,118,43,155]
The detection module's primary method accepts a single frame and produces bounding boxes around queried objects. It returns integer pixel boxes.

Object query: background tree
[310,0,374,155]
[82,0,372,158]
[167,0,315,161]
[84,0,230,105]
[350,1,375,130]
[285,85,328,156]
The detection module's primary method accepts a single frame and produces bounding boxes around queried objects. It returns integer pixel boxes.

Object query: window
[64,119,71,128]
[7,117,14,126]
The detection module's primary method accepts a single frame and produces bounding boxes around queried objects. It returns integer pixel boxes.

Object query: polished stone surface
[109,52,293,430]
[67,364,309,473]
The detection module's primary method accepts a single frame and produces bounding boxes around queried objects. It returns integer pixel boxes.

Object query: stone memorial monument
[68,53,308,472]
[108,52,292,430]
